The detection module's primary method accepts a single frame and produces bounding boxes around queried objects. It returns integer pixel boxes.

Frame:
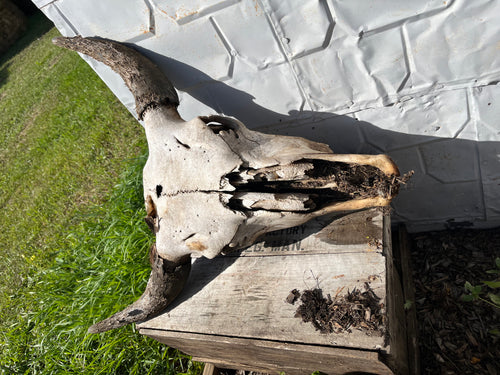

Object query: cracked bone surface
[53,36,400,334]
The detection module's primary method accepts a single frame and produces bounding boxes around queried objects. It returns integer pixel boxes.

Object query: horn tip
[87,318,126,334]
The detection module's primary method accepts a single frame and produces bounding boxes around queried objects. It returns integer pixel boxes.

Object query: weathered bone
[53,36,400,333]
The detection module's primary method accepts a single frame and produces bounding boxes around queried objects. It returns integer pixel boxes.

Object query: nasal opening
[225,159,399,213]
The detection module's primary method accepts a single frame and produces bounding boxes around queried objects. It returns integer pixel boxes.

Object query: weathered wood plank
[140,250,386,348]
[223,209,384,258]
[384,217,408,374]
[398,224,420,375]
[141,330,394,375]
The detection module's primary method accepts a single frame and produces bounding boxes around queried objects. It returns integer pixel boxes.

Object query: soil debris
[288,284,385,335]
[285,289,300,304]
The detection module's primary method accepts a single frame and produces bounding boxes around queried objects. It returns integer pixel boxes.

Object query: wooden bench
[138,208,409,374]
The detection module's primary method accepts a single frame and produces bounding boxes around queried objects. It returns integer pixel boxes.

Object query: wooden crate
[138,208,408,374]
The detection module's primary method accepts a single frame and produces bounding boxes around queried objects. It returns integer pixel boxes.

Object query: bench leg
[203,363,220,375]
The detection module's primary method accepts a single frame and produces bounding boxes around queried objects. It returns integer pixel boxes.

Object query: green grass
[0,13,202,374]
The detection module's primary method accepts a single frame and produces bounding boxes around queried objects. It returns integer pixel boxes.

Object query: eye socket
[207,122,240,139]
[206,121,231,133]
[200,116,239,138]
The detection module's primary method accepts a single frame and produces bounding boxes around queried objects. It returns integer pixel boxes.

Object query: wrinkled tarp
[35,0,500,231]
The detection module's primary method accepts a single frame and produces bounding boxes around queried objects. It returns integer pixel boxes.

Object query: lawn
[0,13,202,374]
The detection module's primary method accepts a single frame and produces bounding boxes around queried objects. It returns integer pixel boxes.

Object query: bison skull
[53,36,400,333]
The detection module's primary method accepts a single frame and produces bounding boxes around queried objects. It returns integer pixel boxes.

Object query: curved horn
[52,36,179,120]
[88,245,191,333]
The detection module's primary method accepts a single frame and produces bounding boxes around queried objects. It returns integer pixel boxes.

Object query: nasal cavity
[156,185,163,198]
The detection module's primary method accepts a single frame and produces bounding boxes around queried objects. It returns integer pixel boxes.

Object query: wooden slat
[199,210,385,258]
[142,330,394,375]
[202,363,220,375]
[384,217,409,374]
[140,250,386,348]
[399,224,420,375]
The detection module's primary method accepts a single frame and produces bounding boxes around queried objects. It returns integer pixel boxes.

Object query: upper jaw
[226,153,400,215]
[220,153,399,251]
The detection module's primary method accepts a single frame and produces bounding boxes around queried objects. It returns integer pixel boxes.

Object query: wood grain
[141,330,394,375]
[221,209,384,258]
[140,251,386,348]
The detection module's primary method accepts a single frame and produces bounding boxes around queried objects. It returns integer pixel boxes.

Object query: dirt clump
[285,289,301,304]
[288,284,385,335]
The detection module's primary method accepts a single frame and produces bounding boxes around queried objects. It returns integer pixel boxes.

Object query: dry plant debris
[287,284,385,335]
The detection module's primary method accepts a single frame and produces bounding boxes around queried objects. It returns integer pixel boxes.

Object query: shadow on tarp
[0,11,53,88]
[140,48,500,231]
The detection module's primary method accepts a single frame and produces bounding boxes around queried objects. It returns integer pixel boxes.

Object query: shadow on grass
[0,64,8,87]
[0,11,53,85]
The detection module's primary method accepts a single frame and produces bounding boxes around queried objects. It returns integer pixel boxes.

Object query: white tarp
[34,0,500,231]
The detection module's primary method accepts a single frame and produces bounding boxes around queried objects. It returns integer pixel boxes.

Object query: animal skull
[53,36,400,333]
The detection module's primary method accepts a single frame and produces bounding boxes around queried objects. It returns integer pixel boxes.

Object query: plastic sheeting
[35,0,500,231]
